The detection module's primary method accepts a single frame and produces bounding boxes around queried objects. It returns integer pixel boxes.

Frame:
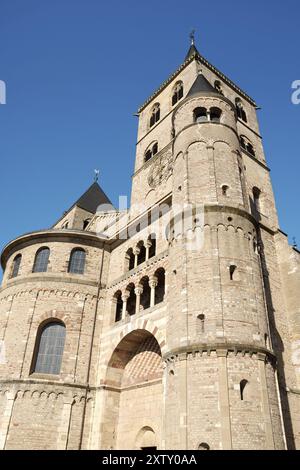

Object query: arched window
[144,142,159,162]
[11,254,22,278]
[150,103,160,127]
[83,218,91,230]
[240,136,255,156]
[197,314,205,333]
[114,291,123,322]
[140,277,151,310]
[33,321,66,375]
[210,107,222,123]
[240,379,249,401]
[68,248,86,274]
[172,81,184,106]
[214,80,223,95]
[125,248,135,271]
[148,234,156,259]
[32,247,50,273]
[62,221,69,229]
[236,98,247,122]
[229,264,237,281]
[126,284,136,316]
[222,185,229,196]
[137,242,146,265]
[194,107,208,123]
[155,268,165,305]
[252,187,261,213]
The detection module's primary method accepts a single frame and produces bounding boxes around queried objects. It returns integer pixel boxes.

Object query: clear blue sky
[0,0,299,259]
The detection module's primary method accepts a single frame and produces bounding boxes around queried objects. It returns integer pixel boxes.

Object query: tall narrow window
[150,104,160,127]
[229,265,237,281]
[236,98,247,123]
[253,187,261,213]
[240,379,249,401]
[32,247,50,273]
[126,284,136,316]
[33,321,66,375]
[140,277,151,310]
[148,234,156,259]
[210,107,222,123]
[11,254,22,278]
[114,291,123,322]
[68,248,86,274]
[172,82,184,106]
[155,268,165,305]
[214,80,223,95]
[137,242,146,265]
[83,218,91,230]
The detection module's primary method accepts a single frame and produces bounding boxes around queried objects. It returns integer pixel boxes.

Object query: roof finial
[293,237,297,248]
[190,29,196,46]
[94,169,100,183]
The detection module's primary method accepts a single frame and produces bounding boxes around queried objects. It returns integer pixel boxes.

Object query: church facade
[0,43,299,450]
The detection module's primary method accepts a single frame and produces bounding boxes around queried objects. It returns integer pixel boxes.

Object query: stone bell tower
[131,38,296,449]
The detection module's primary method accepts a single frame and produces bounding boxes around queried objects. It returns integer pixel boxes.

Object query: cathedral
[0,40,299,450]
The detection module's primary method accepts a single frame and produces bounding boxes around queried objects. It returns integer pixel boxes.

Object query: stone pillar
[149,276,158,308]
[145,240,152,261]
[257,353,275,449]
[57,397,74,450]
[122,293,129,320]
[133,248,140,269]
[0,391,15,449]
[217,349,232,450]
[134,285,143,314]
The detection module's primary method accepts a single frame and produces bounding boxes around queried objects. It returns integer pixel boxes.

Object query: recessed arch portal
[102,329,163,450]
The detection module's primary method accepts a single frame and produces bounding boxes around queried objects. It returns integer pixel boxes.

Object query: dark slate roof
[186,73,221,98]
[185,44,200,61]
[74,182,113,213]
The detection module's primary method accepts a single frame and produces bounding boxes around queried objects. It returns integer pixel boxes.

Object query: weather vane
[190,29,196,46]
[94,169,100,182]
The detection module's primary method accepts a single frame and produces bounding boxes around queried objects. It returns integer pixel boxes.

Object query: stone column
[257,353,275,449]
[217,349,232,450]
[122,292,129,320]
[0,391,15,449]
[57,397,74,450]
[133,248,140,269]
[145,240,152,261]
[149,276,158,308]
[135,285,143,314]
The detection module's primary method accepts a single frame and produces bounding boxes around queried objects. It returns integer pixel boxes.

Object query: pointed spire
[185,29,200,61]
[186,72,221,98]
[73,182,113,213]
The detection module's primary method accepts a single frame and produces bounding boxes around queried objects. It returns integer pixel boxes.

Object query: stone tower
[0,41,299,450]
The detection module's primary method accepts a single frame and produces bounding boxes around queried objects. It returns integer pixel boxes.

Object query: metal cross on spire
[94,169,100,183]
[190,29,196,46]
